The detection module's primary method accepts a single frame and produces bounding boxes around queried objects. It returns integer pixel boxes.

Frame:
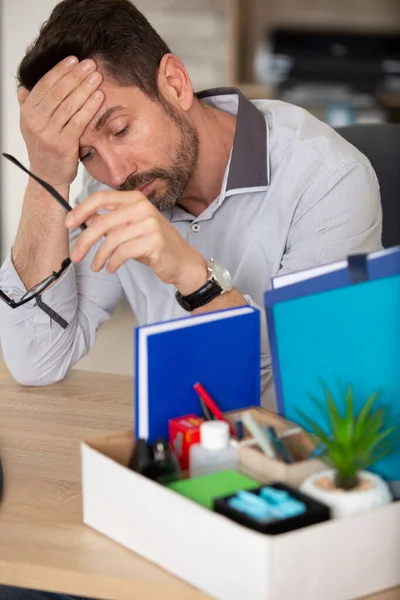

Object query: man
[0,0,383,407]
[0,0,383,591]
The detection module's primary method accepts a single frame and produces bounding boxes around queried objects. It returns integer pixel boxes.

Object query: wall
[1,0,85,259]
[0,0,228,259]
[134,0,228,90]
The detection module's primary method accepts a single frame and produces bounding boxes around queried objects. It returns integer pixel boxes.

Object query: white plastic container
[82,430,400,600]
[189,421,237,477]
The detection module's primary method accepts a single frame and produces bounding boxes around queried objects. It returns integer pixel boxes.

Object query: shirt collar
[196,87,270,192]
[165,87,270,223]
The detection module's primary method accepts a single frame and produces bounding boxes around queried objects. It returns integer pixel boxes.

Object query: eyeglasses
[1,153,87,309]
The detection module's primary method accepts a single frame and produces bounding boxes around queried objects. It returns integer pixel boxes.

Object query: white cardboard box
[81,431,400,600]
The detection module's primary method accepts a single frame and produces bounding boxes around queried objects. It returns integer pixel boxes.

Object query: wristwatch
[175,258,233,312]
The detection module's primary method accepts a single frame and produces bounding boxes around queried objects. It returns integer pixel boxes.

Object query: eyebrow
[93,105,125,132]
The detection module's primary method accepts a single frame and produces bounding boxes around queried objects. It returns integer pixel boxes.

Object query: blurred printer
[255,28,400,104]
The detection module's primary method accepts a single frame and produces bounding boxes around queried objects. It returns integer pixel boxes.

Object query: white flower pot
[300,469,392,519]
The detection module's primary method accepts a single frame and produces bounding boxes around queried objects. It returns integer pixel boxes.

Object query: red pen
[193,382,236,437]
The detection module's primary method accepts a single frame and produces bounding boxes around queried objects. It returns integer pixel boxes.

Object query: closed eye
[115,126,129,137]
[80,126,129,161]
[80,150,94,162]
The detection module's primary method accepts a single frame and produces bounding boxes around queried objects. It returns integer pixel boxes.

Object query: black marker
[198,396,215,421]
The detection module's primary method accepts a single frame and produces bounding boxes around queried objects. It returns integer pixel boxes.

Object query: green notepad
[166,469,260,509]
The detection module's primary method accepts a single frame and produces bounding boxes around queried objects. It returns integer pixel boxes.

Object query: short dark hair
[17,0,171,100]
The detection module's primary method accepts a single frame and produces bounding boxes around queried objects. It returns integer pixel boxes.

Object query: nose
[102,153,136,188]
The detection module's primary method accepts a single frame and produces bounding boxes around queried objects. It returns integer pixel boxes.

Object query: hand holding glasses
[0,153,87,309]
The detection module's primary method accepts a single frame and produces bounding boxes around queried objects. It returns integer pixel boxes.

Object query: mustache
[117,169,170,192]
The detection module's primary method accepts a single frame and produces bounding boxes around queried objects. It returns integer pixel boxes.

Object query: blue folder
[264,247,400,491]
[134,306,261,443]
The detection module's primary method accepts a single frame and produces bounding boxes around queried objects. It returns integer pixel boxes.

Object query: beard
[117,103,199,212]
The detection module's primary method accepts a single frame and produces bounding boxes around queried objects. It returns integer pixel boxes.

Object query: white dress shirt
[0,88,382,409]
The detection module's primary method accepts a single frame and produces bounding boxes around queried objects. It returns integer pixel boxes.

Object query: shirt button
[191,223,201,232]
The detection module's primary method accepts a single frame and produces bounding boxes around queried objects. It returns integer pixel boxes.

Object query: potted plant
[298,385,397,519]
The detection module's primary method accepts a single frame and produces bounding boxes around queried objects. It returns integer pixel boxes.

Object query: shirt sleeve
[279,160,383,275]
[0,172,123,386]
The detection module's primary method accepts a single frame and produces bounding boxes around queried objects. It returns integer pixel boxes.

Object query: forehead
[79,84,128,144]
[85,79,152,131]
[96,76,150,109]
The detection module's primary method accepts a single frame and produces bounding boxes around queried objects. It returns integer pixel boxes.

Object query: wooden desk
[0,362,206,599]
[0,361,398,600]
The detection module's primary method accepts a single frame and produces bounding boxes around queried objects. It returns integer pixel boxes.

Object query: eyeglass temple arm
[2,153,87,231]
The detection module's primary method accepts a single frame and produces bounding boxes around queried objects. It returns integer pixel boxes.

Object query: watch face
[212,261,233,292]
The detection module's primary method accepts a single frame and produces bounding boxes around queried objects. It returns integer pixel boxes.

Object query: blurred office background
[1,0,399,374]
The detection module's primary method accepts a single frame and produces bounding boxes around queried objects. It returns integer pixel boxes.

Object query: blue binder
[264,246,400,490]
[134,306,261,443]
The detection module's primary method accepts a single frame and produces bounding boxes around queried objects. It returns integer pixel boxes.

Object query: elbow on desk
[4,357,68,387]
[12,370,66,388]
[1,340,71,387]
[0,312,92,387]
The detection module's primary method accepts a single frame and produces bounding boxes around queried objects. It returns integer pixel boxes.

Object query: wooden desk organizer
[226,407,326,487]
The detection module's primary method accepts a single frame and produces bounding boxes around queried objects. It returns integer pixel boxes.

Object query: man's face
[79,77,199,211]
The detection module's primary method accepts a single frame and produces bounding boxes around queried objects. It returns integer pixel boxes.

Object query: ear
[157,54,194,112]
[17,86,29,106]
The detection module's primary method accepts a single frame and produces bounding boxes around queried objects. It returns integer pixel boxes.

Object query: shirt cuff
[0,251,29,295]
[0,251,77,327]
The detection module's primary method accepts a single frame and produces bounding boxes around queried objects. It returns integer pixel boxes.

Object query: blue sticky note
[260,487,290,505]
[228,496,272,522]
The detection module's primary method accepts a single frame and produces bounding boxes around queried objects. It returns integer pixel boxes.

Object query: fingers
[17,86,29,106]
[66,192,162,272]
[69,204,154,262]
[62,88,104,140]
[91,218,160,271]
[18,56,105,188]
[65,191,149,229]
[38,59,99,120]
[106,237,156,273]
[19,57,103,147]
[25,56,79,109]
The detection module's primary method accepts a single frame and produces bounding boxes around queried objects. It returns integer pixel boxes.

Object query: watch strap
[175,278,223,312]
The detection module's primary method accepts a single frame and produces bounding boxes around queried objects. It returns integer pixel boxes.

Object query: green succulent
[297,385,398,491]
